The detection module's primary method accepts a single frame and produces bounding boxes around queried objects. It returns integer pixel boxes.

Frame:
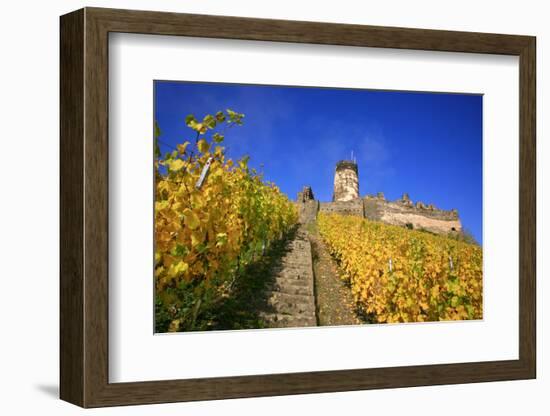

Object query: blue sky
[154,81,483,244]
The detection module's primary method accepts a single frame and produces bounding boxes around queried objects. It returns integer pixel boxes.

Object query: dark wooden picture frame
[60,7,536,408]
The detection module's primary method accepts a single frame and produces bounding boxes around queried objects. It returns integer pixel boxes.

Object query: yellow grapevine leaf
[183,208,200,230]
[169,159,185,171]
[191,231,203,247]
[168,261,189,278]
[197,139,210,154]
[169,319,181,332]
[177,141,190,155]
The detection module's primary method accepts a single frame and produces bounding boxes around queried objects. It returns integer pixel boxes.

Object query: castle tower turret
[333,160,359,201]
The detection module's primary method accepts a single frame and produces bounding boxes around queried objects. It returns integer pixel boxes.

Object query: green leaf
[203,114,216,129]
[465,304,475,319]
[185,114,197,126]
[171,244,188,257]
[185,114,208,134]
[226,109,245,125]
[215,111,226,122]
[154,120,162,140]
[451,296,459,307]
[239,155,250,169]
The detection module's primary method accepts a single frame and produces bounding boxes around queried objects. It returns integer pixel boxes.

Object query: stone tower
[333,160,359,201]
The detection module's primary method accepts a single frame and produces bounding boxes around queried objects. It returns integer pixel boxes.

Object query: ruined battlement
[297,163,462,235]
[297,186,315,203]
[364,192,459,221]
[335,160,358,174]
[363,193,461,234]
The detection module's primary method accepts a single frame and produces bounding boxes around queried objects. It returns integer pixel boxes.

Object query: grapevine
[154,110,298,332]
[318,213,482,323]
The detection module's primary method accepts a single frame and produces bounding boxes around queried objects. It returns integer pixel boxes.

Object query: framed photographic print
[60,7,536,408]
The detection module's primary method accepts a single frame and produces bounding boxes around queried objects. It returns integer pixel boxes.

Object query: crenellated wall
[297,189,461,235]
[363,194,461,234]
[296,163,462,235]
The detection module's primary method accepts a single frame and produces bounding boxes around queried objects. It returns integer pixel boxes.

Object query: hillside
[318,213,483,323]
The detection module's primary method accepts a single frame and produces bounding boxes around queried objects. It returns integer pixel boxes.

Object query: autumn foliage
[318,213,482,323]
[154,110,297,332]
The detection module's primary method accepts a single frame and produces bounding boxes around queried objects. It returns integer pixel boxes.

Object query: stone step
[272,275,312,288]
[288,243,309,249]
[272,264,312,273]
[266,301,315,316]
[273,262,310,269]
[275,265,311,272]
[286,241,309,246]
[266,294,316,315]
[280,251,310,257]
[272,273,311,283]
[283,259,310,264]
[260,225,317,328]
[268,281,313,297]
[261,313,317,328]
[279,250,308,255]
[266,290,314,303]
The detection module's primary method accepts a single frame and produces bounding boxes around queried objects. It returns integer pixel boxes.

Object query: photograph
[153,81,483,333]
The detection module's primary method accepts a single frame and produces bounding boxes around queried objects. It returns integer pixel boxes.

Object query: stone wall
[363,194,461,234]
[298,200,319,224]
[296,192,461,236]
[319,200,364,217]
[296,161,462,236]
[297,186,315,203]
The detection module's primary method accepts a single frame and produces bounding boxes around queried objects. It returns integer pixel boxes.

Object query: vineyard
[318,213,483,323]
[154,109,483,332]
[154,110,298,332]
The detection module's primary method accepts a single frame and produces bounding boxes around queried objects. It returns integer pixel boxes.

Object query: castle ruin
[333,161,359,201]
[297,160,462,235]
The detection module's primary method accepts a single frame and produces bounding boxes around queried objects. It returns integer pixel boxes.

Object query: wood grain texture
[59,7,537,408]
[83,10,110,406]
[88,7,532,54]
[518,38,536,376]
[59,8,84,407]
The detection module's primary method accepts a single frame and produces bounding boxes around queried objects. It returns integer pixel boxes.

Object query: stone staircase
[261,226,317,328]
